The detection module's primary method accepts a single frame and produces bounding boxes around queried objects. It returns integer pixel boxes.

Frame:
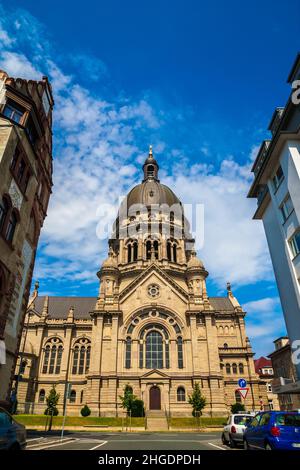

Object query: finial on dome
[149,145,153,156]
[227,282,231,293]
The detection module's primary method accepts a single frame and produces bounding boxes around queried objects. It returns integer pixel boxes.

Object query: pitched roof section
[254,356,272,374]
[209,297,236,312]
[33,296,97,319]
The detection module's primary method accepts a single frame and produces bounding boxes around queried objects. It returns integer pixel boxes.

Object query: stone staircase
[146,410,169,431]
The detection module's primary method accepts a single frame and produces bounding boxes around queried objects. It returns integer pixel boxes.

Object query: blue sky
[1,0,298,357]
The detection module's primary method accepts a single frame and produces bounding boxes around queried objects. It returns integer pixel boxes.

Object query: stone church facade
[17,148,268,416]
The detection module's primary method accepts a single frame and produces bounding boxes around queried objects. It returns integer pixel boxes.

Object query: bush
[231,402,245,414]
[81,405,91,417]
[131,399,144,417]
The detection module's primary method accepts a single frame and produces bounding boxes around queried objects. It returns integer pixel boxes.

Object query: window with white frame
[280,194,294,223]
[289,231,300,258]
[272,165,284,191]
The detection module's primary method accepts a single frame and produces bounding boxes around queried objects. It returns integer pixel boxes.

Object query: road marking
[27,437,45,442]
[89,441,108,450]
[208,442,227,450]
[28,438,77,450]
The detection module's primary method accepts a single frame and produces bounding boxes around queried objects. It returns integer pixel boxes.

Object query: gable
[120,263,188,304]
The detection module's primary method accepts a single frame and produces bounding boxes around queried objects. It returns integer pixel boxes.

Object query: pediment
[141,369,169,379]
[120,263,188,303]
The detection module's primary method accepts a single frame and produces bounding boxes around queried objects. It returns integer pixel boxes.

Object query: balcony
[253,140,271,177]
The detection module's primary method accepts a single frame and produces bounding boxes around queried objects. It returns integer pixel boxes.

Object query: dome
[126,180,181,207]
[187,254,204,269]
[101,250,118,269]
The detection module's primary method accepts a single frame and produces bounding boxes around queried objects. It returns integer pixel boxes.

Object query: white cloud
[0,51,42,79]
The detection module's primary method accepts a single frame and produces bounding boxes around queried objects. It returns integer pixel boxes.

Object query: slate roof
[33,296,97,319]
[254,356,272,374]
[209,297,235,312]
[32,295,235,319]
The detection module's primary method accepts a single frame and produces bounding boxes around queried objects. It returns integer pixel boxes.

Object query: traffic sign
[237,388,249,400]
[238,378,247,388]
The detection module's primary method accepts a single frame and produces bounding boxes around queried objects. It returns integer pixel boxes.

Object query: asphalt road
[26,431,241,451]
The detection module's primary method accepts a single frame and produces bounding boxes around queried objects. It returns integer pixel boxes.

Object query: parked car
[0,407,26,450]
[244,411,300,450]
[222,413,254,447]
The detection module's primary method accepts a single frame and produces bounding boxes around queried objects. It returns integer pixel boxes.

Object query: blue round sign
[238,378,247,388]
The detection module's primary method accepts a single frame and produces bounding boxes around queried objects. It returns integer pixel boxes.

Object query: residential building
[269,337,300,410]
[0,70,54,409]
[248,53,300,390]
[254,356,280,410]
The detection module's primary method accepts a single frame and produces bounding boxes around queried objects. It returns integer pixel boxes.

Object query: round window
[148,284,160,298]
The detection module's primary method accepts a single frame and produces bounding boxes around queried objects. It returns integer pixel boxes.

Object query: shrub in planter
[81,404,91,417]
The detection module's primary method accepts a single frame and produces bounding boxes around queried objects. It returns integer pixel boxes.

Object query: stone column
[86,313,104,415]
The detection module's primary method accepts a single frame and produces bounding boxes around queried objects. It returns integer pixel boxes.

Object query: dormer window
[3,100,25,124]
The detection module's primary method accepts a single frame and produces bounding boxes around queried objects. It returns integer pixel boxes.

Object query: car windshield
[275,414,300,427]
[234,415,253,425]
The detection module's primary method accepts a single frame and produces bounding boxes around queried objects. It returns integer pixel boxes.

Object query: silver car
[0,407,26,450]
[222,413,254,448]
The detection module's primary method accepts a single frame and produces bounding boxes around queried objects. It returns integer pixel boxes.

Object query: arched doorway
[149,385,161,410]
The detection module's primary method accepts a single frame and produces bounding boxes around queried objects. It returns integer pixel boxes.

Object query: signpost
[237,378,249,400]
[61,382,72,441]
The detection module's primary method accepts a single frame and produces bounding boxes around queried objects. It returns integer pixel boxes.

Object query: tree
[131,399,145,417]
[81,404,91,417]
[188,382,206,417]
[119,384,136,414]
[44,386,60,431]
[231,402,245,414]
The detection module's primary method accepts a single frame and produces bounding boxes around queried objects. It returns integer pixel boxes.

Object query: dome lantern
[143,145,159,182]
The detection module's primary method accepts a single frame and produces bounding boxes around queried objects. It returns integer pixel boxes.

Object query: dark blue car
[244,411,300,450]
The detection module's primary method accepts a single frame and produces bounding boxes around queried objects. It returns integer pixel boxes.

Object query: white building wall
[263,140,300,379]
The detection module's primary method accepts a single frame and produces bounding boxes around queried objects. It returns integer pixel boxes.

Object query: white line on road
[208,442,227,450]
[27,437,45,442]
[28,438,77,450]
[89,441,108,450]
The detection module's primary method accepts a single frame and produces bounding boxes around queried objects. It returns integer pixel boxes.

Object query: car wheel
[244,439,250,450]
[221,433,227,445]
[9,442,21,451]
[229,435,236,448]
[265,442,272,451]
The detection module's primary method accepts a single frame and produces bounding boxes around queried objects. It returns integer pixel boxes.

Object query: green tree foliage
[188,382,206,417]
[81,404,91,417]
[44,386,60,430]
[231,402,245,414]
[119,384,144,417]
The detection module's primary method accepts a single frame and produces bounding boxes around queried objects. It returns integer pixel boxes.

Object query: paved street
[26,431,241,451]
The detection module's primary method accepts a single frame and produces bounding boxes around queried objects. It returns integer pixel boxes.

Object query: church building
[16,148,267,416]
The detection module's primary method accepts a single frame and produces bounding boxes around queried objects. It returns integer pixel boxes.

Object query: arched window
[0,197,9,231]
[232,363,238,374]
[177,336,184,369]
[72,338,91,375]
[69,390,76,403]
[127,243,132,263]
[167,241,172,261]
[225,363,231,374]
[146,240,152,260]
[125,337,131,369]
[235,390,242,404]
[223,343,228,349]
[146,331,163,369]
[5,210,17,242]
[38,389,45,403]
[80,390,84,404]
[147,165,154,177]
[177,387,186,402]
[239,363,244,374]
[173,244,177,263]
[153,240,159,260]
[133,241,138,261]
[41,339,63,374]
[19,360,27,375]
